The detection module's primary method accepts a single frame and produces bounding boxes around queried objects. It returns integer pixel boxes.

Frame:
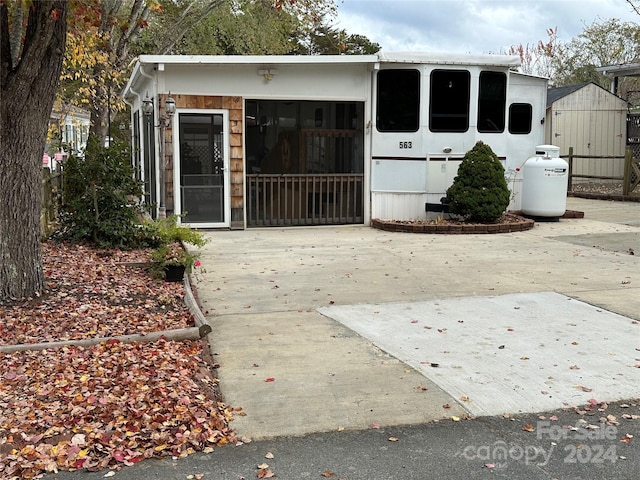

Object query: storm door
[176,112,229,227]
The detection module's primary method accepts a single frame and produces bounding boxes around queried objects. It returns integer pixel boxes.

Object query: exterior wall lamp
[142,92,175,128]
[258,68,277,81]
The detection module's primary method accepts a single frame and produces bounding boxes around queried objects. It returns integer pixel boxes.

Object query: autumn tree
[61,0,340,144]
[506,27,563,79]
[296,21,381,55]
[144,0,344,56]
[1,1,68,301]
[553,19,640,89]
[509,19,640,101]
[154,0,302,55]
[64,0,166,142]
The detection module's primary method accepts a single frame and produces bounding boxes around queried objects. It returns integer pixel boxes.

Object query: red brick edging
[371,213,535,234]
[371,210,587,234]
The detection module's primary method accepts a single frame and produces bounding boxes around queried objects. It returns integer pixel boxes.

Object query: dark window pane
[429,70,470,132]
[509,103,533,134]
[478,71,506,132]
[376,69,420,132]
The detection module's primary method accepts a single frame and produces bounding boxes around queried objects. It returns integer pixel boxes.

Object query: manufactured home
[122,52,547,229]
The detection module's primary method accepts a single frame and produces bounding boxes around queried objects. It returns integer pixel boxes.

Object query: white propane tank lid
[534,145,561,158]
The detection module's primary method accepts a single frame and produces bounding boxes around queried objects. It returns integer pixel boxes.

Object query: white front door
[175,110,230,227]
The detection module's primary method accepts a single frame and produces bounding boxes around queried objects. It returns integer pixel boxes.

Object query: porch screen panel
[179,114,224,223]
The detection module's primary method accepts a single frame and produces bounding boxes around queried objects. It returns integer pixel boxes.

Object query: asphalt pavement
[48,197,640,479]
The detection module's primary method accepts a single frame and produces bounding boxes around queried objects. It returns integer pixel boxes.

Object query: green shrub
[54,138,150,248]
[144,215,207,248]
[445,141,510,222]
[147,215,208,280]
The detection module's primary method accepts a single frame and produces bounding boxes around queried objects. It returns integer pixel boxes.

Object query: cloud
[335,0,639,53]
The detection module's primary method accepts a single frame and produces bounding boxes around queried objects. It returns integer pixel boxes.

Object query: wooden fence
[564,147,639,195]
[41,166,63,236]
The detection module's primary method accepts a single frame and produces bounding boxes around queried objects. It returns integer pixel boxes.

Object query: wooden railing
[246,174,364,226]
[564,147,638,195]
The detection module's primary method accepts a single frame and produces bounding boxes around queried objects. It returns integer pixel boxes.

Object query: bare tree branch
[626,0,640,18]
[115,0,149,61]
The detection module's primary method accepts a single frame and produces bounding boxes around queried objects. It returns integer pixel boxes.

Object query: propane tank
[520,145,568,218]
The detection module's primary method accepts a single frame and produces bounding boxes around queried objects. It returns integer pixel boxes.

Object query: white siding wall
[162,63,370,101]
[371,193,429,221]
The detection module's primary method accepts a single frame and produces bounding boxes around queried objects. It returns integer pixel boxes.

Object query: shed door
[177,112,229,227]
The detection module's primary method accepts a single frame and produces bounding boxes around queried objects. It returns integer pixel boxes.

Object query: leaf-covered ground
[0,243,236,479]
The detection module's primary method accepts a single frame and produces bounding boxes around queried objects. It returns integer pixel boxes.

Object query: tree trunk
[0,2,68,301]
[88,62,110,143]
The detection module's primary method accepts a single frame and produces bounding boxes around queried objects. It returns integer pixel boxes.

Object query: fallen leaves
[0,242,236,478]
[620,434,633,444]
[257,465,276,478]
[574,385,593,392]
[622,414,640,420]
[1,243,192,346]
[1,339,235,477]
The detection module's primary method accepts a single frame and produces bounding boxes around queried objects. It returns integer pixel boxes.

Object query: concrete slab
[318,292,640,417]
[569,197,640,227]
[209,310,466,440]
[190,197,640,440]
[553,231,639,255]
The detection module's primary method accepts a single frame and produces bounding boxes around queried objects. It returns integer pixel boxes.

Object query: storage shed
[545,82,627,183]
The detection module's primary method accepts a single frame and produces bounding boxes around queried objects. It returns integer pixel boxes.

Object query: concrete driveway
[190,197,640,440]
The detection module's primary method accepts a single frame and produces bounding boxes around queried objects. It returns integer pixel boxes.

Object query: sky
[334,0,639,54]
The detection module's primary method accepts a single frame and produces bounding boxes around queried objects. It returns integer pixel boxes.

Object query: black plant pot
[164,265,186,282]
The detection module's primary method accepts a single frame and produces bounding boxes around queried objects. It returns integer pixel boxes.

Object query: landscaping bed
[372,213,535,234]
[0,243,236,479]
